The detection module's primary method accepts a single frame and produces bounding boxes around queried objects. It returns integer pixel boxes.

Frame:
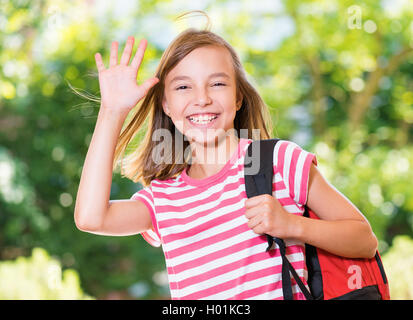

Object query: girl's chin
[184,130,230,146]
[186,132,218,144]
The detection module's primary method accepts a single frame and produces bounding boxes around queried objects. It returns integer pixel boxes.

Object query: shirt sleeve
[273,140,318,206]
[130,184,162,247]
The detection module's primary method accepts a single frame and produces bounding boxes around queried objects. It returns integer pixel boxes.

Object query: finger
[131,39,147,71]
[245,194,273,209]
[245,195,263,209]
[109,41,118,67]
[94,53,105,73]
[247,214,262,230]
[245,196,260,209]
[252,223,265,235]
[244,204,265,219]
[120,36,135,66]
[139,77,159,95]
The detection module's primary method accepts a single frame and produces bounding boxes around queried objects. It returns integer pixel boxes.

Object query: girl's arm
[74,36,158,231]
[291,163,378,259]
[245,163,378,259]
[74,105,124,230]
[75,105,154,236]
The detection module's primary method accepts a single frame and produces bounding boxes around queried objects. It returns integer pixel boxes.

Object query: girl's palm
[94,36,159,115]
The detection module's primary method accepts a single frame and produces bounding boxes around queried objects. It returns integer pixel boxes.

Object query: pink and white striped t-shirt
[130,138,317,300]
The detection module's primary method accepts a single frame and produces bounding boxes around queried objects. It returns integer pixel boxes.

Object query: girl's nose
[194,88,212,106]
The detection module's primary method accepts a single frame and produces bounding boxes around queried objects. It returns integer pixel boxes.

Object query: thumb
[138,77,159,96]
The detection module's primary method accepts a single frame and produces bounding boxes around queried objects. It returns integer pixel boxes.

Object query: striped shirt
[130,138,317,300]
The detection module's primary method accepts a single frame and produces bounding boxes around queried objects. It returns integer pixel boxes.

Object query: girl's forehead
[166,46,235,81]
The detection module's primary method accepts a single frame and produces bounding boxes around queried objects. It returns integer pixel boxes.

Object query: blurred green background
[1,0,412,299]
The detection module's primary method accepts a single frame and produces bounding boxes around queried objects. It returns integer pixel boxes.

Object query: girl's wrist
[98,104,129,120]
[286,213,305,241]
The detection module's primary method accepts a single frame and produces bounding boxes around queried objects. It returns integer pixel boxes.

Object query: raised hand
[94,36,159,116]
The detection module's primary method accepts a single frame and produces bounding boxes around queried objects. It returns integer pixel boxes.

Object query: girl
[74,25,378,300]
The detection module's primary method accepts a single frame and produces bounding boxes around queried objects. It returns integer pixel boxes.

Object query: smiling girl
[74,17,378,300]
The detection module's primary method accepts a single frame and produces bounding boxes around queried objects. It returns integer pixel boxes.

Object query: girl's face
[162,45,242,146]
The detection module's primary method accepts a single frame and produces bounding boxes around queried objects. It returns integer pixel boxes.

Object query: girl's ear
[162,96,170,116]
[236,95,243,111]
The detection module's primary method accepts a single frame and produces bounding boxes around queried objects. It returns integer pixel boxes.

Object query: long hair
[115,25,274,186]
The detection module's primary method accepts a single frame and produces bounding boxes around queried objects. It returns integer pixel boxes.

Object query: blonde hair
[74,11,274,187]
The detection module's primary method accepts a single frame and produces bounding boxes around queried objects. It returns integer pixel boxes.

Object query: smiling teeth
[189,115,218,123]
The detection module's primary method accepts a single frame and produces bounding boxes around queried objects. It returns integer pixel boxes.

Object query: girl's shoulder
[272,139,317,205]
[245,138,314,169]
[273,139,314,159]
[275,138,302,149]
[149,173,186,189]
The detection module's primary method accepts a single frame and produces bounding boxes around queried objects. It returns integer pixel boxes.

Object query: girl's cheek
[170,115,186,134]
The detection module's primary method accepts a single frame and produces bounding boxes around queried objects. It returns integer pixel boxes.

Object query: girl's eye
[175,83,226,90]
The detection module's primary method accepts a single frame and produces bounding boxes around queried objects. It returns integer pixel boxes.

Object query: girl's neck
[187,134,240,180]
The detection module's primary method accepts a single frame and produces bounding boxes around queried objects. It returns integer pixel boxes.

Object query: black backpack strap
[273,238,314,300]
[244,138,313,300]
[244,138,279,252]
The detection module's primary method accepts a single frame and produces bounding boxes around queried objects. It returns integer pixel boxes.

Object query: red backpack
[244,138,390,300]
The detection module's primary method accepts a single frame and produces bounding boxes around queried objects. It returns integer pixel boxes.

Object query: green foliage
[313,142,413,244]
[382,235,413,299]
[0,0,412,299]
[0,247,94,299]
[0,146,50,246]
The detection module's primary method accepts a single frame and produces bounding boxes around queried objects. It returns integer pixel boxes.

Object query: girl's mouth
[186,113,220,128]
